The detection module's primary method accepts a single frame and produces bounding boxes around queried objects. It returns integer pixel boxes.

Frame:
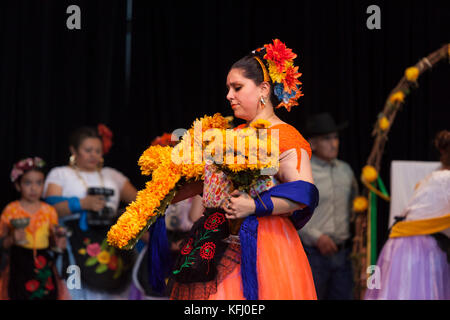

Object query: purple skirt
[365,235,449,300]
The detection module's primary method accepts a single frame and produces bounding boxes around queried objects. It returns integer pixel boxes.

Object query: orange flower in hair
[257,39,303,112]
[98,124,113,154]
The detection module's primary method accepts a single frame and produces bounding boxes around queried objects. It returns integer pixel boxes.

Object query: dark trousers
[304,245,353,300]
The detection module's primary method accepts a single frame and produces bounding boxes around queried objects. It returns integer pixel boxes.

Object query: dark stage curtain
[1,0,449,252]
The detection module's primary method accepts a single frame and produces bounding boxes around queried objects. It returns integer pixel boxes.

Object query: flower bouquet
[107,114,231,250]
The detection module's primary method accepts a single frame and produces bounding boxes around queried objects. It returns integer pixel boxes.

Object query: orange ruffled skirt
[209,215,317,300]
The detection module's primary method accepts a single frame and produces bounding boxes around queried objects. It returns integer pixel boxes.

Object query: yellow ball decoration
[362,165,378,183]
[389,91,405,104]
[379,116,390,131]
[353,196,369,212]
[405,67,419,82]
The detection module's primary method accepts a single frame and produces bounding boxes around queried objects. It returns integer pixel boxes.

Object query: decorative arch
[351,44,450,299]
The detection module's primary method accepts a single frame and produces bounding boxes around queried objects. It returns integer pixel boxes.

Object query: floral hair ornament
[151,132,178,147]
[97,124,113,155]
[10,157,46,183]
[253,39,304,112]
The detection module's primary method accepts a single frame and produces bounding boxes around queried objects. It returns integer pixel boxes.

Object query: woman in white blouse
[365,130,450,300]
[44,126,137,300]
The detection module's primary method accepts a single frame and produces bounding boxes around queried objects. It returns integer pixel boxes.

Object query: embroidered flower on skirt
[172,208,230,283]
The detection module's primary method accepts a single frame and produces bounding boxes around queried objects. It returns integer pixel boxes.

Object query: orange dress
[170,123,317,300]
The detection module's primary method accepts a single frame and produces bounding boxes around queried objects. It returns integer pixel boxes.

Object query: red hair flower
[34,255,47,269]
[98,124,113,155]
[181,238,194,255]
[200,242,216,260]
[151,132,177,147]
[25,280,40,292]
[204,212,226,230]
[264,39,297,73]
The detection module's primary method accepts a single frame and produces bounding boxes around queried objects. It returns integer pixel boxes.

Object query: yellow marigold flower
[250,119,272,129]
[378,116,390,131]
[389,91,405,104]
[362,165,378,183]
[353,196,368,212]
[267,60,285,83]
[404,67,419,82]
[78,248,86,255]
[97,251,111,264]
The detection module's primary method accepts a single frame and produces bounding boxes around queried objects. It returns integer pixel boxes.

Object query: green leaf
[100,238,108,250]
[85,256,98,266]
[95,263,108,274]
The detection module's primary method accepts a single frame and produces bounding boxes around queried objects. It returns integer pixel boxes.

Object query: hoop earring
[69,155,76,167]
[260,97,266,109]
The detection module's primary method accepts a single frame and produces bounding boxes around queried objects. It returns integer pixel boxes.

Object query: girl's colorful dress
[364,170,450,300]
[0,201,70,300]
[169,123,318,300]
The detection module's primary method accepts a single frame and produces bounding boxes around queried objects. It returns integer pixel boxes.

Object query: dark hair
[231,50,281,107]
[434,130,450,167]
[69,126,102,150]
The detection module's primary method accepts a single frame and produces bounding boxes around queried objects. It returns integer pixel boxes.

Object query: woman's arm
[45,183,106,217]
[120,180,138,204]
[45,183,72,217]
[171,180,203,204]
[188,195,205,223]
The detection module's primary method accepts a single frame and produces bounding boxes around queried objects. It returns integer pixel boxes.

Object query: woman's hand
[222,190,256,219]
[80,195,106,212]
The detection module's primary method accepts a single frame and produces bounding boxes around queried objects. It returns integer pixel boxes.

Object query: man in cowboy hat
[299,112,358,300]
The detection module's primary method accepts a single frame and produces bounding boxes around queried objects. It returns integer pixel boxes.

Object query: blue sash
[146,216,172,295]
[45,196,89,231]
[239,180,319,300]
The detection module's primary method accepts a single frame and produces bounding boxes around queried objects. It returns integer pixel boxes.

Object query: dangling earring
[260,97,266,109]
[69,155,76,167]
[97,157,104,170]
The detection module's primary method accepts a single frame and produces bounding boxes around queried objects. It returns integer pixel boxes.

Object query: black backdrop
[1,0,449,253]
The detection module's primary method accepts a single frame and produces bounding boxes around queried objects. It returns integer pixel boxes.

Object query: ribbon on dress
[239,180,319,300]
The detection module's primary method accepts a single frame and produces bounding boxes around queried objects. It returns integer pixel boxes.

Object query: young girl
[0,157,70,300]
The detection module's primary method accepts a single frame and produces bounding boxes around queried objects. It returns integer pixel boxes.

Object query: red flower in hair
[264,39,297,73]
[98,124,113,155]
[200,242,215,260]
[181,238,194,255]
[151,133,177,147]
[204,212,225,230]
